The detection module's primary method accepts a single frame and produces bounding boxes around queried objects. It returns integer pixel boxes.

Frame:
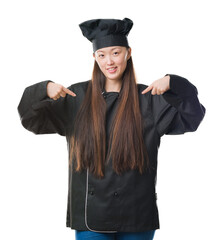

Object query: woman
[18,18,206,240]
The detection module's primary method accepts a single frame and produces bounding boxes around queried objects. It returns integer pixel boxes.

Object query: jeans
[75,230,156,240]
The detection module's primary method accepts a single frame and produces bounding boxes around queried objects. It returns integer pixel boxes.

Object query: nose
[106,56,114,65]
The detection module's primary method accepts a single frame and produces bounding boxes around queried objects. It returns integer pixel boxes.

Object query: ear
[127,47,132,60]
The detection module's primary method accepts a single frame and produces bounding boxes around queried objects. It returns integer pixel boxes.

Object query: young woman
[18,18,206,240]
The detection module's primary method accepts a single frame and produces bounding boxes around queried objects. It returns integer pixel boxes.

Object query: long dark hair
[68,54,149,179]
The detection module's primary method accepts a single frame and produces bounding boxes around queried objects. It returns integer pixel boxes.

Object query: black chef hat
[79,18,133,52]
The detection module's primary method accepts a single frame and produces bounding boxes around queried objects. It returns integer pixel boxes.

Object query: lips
[107,67,117,73]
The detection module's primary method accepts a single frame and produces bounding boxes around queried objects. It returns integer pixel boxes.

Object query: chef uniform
[17,18,206,235]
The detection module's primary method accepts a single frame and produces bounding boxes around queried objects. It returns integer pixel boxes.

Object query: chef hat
[79,18,133,52]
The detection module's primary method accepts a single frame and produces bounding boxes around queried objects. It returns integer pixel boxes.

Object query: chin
[106,74,121,81]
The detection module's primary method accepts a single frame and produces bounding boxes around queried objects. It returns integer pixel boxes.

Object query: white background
[0,0,222,239]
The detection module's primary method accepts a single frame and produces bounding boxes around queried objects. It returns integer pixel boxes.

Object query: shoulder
[68,80,91,98]
[137,83,150,99]
[137,83,148,92]
[69,80,91,92]
[136,82,168,106]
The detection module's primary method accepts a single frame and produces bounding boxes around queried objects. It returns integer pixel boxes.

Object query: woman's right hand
[47,82,76,100]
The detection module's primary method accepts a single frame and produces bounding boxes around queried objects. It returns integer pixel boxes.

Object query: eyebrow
[97,47,121,53]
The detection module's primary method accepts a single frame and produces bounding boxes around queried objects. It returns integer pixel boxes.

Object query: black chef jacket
[17,74,206,232]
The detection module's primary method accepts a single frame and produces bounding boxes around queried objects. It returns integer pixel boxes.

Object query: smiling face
[93,46,131,83]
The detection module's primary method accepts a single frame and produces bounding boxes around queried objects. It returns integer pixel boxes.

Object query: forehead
[96,46,124,53]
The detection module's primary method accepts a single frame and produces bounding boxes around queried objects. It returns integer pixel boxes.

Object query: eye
[99,54,104,58]
[113,51,119,56]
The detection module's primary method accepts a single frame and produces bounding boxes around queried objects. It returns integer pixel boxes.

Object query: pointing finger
[62,87,76,97]
[141,85,153,94]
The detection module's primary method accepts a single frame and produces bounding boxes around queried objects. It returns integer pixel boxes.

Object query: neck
[105,78,122,92]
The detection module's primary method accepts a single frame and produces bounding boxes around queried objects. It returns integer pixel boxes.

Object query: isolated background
[1,0,222,239]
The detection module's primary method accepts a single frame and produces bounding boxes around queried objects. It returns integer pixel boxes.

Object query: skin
[93,46,131,92]
[47,82,76,100]
[46,45,170,99]
[141,75,170,95]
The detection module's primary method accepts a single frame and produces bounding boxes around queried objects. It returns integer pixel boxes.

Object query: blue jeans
[75,230,156,240]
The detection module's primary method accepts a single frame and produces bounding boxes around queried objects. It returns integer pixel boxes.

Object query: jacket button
[114,192,118,196]
[89,191,94,195]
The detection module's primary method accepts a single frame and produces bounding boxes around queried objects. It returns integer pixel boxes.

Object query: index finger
[141,85,153,94]
[62,87,76,97]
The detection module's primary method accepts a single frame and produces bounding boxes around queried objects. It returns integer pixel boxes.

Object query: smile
[107,67,117,73]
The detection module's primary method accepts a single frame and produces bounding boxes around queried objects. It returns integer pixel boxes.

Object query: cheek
[118,60,127,71]
[116,56,127,67]
[96,60,105,71]
[100,59,107,66]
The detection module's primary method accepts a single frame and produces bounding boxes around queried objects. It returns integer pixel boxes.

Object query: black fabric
[79,18,133,52]
[17,74,206,232]
[92,34,129,53]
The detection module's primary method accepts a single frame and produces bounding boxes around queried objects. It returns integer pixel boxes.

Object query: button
[114,191,118,196]
[89,191,94,195]
[102,92,107,98]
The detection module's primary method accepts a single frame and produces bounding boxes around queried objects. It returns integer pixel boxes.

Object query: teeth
[108,67,116,70]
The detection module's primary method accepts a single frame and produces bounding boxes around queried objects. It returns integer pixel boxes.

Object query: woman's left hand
[141,75,170,95]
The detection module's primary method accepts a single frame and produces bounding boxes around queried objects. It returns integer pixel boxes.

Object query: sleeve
[152,74,206,136]
[17,80,75,136]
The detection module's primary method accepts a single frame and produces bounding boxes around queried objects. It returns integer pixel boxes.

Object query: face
[93,46,131,82]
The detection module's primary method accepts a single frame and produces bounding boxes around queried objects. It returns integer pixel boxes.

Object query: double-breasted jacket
[18,74,206,232]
